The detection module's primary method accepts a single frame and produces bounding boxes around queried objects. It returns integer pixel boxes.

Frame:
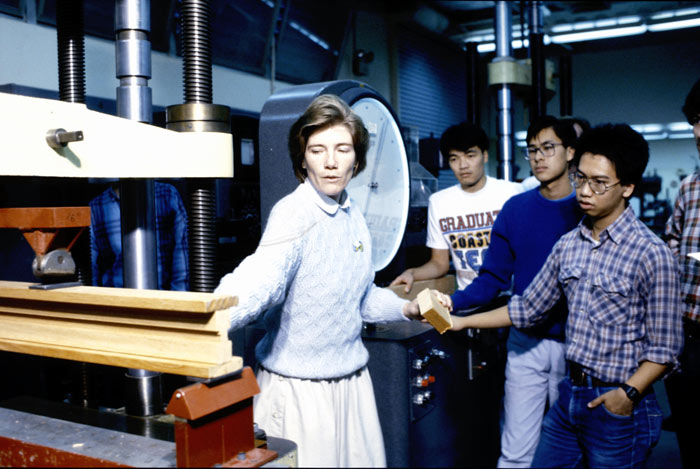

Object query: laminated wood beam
[0,281,241,378]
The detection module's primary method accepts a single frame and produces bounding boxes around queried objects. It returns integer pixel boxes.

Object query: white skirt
[254,366,386,468]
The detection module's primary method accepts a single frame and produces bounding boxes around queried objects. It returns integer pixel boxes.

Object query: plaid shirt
[666,172,700,323]
[509,206,682,383]
[90,182,189,291]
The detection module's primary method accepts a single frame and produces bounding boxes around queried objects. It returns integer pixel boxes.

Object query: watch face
[346,97,410,272]
[621,383,640,403]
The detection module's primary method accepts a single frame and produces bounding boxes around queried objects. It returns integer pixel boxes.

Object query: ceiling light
[643,133,669,141]
[669,122,692,132]
[630,122,695,140]
[648,17,700,32]
[669,132,695,139]
[617,15,642,25]
[551,24,573,33]
[464,8,699,51]
[549,25,647,44]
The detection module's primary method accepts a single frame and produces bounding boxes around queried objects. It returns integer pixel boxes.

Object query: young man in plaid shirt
[664,77,700,469]
[434,123,683,468]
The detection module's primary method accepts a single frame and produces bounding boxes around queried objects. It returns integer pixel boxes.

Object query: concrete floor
[647,381,682,468]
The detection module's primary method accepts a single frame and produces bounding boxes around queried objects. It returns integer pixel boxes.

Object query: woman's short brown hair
[288,94,369,183]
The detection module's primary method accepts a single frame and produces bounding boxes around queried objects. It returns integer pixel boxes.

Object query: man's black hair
[573,123,649,187]
[682,78,700,124]
[526,115,577,148]
[440,122,489,157]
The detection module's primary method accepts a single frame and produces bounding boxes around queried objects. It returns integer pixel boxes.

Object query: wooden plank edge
[0,338,243,379]
[0,281,238,313]
[0,306,230,336]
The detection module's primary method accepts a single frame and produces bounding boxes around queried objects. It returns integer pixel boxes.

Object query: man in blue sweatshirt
[451,115,582,467]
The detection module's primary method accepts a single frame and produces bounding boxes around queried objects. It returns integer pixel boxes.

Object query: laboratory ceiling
[1,1,699,84]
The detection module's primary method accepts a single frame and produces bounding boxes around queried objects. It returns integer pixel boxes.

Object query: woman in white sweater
[215,94,426,467]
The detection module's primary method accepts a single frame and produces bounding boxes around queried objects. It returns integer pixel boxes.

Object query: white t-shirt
[426,176,523,289]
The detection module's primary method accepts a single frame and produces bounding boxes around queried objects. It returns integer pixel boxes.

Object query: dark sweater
[451,187,582,340]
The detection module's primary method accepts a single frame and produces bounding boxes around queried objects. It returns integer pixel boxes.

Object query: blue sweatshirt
[451,187,582,340]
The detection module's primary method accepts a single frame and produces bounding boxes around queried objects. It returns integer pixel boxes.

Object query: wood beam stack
[0,281,241,378]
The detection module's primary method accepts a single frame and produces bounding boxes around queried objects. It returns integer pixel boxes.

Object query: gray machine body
[258,80,400,228]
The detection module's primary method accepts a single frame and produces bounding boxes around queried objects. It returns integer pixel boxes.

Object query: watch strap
[620,383,641,404]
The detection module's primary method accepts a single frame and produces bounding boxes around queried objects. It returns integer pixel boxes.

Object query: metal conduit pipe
[115,0,162,418]
[465,42,480,127]
[559,54,573,116]
[493,1,514,181]
[167,0,229,294]
[529,1,547,122]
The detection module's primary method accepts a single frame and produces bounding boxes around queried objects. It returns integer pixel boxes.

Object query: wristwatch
[620,383,642,404]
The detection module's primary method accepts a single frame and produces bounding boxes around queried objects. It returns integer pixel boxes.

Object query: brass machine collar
[166,103,231,133]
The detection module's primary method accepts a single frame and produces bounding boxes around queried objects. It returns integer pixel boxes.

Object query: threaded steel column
[167,0,229,294]
[181,0,213,104]
[57,0,85,104]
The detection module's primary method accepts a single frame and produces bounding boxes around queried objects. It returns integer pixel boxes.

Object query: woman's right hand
[402,299,422,320]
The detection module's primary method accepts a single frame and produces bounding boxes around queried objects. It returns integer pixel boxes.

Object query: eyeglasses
[569,170,621,195]
[523,142,564,160]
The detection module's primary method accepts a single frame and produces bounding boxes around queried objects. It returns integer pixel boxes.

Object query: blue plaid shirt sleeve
[508,241,564,329]
[639,242,683,368]
[90,182,188,291]
[155,183,189,291]
[666,172,700,322]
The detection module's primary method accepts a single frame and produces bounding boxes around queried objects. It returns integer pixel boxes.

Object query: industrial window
[34,0,350,85]
[0,0,20,17]
[398,25,467,139]
[272,0,350,83]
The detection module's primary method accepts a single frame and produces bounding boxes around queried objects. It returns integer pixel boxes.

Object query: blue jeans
[532,376,663,468]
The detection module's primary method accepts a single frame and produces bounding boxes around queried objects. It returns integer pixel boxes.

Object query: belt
[567,361,621,387]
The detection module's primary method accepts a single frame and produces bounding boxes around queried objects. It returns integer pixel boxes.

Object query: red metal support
[166,367,277,468]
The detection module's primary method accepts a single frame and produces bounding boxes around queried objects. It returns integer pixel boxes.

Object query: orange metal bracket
[166,367,277,468]
[0,207,90,256]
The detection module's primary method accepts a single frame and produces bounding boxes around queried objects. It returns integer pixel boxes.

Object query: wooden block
[416,288,453,334]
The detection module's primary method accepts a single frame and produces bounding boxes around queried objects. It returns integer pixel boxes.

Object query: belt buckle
[569,363,586,386]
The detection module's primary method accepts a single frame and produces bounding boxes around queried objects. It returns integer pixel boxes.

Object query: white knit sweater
[215,180,408,379]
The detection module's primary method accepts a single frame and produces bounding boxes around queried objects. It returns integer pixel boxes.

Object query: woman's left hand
[587,387,634,416]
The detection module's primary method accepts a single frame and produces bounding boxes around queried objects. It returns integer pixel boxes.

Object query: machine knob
[412,359,426,370]
[412,391,433,406]
[413,374,435,388]
[45,128,84,149]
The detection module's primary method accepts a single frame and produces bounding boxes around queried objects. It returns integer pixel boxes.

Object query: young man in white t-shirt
[391,122,522,291]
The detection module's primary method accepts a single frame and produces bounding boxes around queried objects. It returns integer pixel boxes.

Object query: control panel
[408,341,448,421]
